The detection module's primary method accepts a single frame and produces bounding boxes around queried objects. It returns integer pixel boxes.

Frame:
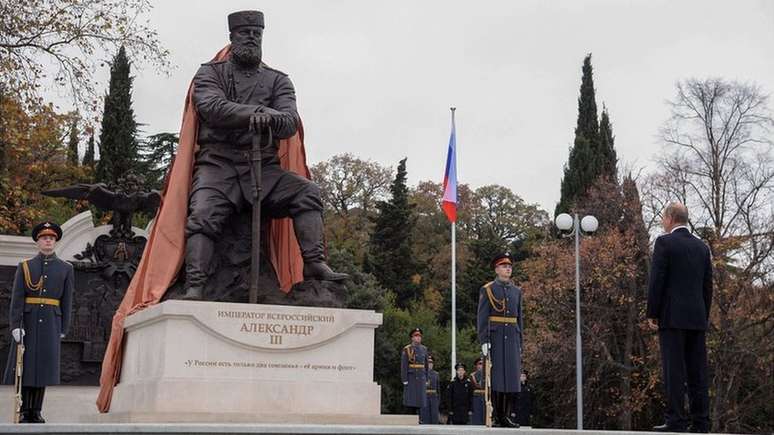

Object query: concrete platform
[0,424,721,434]
[87,413,416,425]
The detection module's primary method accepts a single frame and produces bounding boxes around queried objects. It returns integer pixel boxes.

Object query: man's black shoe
[654,423,687,432]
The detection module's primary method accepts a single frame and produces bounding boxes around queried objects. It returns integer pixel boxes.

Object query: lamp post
[554,212,598,430]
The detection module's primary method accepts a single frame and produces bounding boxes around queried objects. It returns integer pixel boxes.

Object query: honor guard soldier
[447,362,473,425]
[469,357,485,425]
[3,221,73,423]
[477,252,523,427]
[401,327,428,417]
[419,354,440,424]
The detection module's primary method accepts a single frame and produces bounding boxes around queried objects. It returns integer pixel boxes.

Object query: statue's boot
[182,233,215,300]
[294,211,349,282]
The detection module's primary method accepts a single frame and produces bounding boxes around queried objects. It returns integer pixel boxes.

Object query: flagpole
[450,106,457,381]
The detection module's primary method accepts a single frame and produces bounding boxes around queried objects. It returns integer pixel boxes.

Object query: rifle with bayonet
[12,321,24,423]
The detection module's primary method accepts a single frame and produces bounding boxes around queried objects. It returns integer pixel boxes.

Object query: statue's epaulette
[261,63,288,77]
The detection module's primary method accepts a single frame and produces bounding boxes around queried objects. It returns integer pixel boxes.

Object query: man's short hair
[665,202,689,224]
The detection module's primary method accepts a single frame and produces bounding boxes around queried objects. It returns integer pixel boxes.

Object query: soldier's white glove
[481,343,489,355]
[12,328,25,343]
[60,334,65,339]
[403,381,408,385]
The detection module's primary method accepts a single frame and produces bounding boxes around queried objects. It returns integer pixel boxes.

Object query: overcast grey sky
[122,0,774,214]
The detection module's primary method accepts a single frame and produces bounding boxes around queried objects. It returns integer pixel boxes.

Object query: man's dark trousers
[658,328,710,432]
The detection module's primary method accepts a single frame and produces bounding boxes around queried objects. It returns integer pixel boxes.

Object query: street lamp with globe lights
[554,212,598,430]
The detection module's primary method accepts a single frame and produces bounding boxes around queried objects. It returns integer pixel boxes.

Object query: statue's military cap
[32,221,62,241]
[228,10,264,31]
[491,252,513,269]
[409,327,423,338]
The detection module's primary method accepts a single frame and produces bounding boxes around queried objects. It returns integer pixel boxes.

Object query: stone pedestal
[98,300,413,425]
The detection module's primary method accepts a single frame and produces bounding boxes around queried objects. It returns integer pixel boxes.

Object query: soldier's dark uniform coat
[447,374,474,424]
[400,343,428,408]
[477,279,523,393]
[469,368,486,425]
[419,368,440,424]
[3,253,73,386]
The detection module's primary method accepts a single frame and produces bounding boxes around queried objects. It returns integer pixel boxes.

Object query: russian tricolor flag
[442,111,458,222]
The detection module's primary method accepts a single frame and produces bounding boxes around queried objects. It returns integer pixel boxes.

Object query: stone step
[0,424,712,435]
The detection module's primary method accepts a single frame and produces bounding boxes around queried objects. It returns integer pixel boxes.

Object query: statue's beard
[231,43,262,68]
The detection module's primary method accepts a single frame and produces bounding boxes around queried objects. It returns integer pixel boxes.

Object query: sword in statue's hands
[248,113,272,304]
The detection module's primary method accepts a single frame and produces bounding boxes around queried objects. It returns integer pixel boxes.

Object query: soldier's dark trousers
[659,329,710,432]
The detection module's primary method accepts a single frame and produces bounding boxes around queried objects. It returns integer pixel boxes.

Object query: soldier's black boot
[182,233,215,300]
[30,387,45,423]
[504,393,520,428]
[491,391,504,427]
[294,212,349,282]
[19,387,33,423]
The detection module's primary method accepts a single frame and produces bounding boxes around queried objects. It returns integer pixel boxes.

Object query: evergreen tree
[598,106,618,181]
[556,53,607,216]
[139,132,178,189]
[96,46,139,186]
[66,119,79,165]
[82,133,96,168]
[368,158,418,308]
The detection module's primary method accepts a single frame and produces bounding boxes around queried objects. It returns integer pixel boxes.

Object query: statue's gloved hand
[11,328,25,343]
[250,113,272,132]
[481,343,489,355]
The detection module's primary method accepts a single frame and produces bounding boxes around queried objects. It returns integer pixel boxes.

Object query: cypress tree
[83,133,96,168]
[138,132,178,189]
[598,106,618,181]
[66,119,79,165]
[556,54,602,216]
[96,46,139,186]
[368,158,418,308]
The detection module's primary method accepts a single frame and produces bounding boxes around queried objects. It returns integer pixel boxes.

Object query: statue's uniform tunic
[400,343,428,409]
[469,368,486,425]
[187,59,324,288]
[477,279,523,393]
[419,368,440,424]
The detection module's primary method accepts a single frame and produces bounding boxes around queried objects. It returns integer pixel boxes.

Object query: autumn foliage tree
[0,0,169,112]
[0,96,88,234]
[523,176,658,430]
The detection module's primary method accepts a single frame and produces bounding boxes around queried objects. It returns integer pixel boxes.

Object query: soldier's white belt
[489,315,518,324]
[474,389,486,395]
[426,389,438,394]
[408,363,425,369]
[25,297,60,306]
